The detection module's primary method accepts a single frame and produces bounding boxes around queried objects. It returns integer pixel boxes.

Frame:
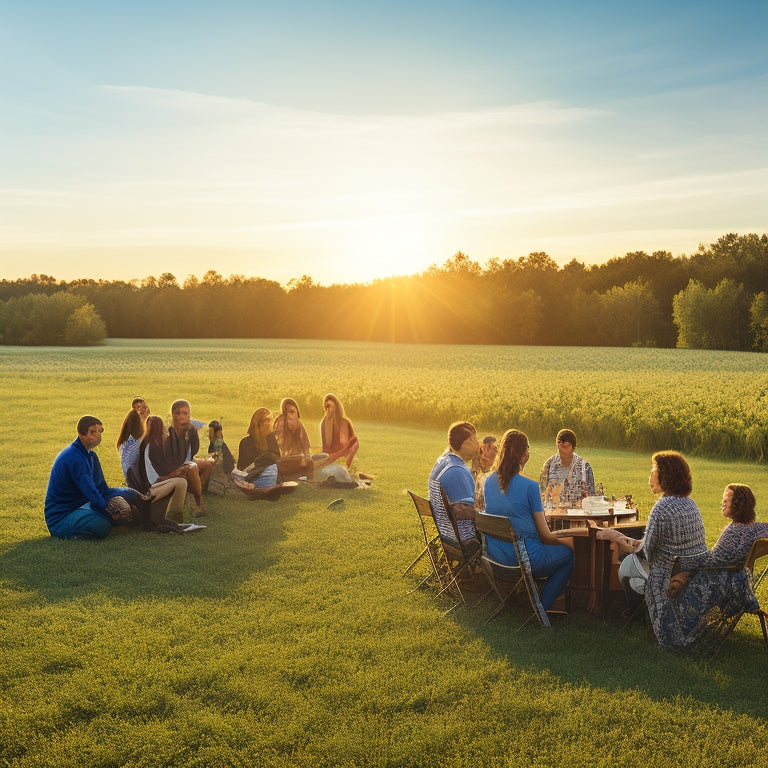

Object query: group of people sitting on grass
[44,393,367,539]
[430,421,768,651]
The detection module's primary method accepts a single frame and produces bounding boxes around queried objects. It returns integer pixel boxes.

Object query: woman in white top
[136,415,189,525]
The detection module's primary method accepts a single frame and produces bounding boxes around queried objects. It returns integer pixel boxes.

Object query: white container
[582,496,610,513]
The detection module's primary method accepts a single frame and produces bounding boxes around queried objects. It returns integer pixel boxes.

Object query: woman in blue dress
[483,429,574,610]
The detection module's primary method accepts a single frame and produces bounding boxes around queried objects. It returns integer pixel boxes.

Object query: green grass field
[2,340,767,767]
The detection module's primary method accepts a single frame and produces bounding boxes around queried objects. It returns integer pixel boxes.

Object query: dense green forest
[1,233,767,349]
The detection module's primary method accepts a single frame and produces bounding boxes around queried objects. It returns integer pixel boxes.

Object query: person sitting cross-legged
[163,399,213,517]
[232,408,297,501]
[44,415,141,540]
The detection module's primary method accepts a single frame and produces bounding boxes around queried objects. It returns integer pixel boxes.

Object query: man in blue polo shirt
[428,421,481,556]
[45,415,139,540]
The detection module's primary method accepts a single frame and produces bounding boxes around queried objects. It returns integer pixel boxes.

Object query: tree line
[1,233,766,350]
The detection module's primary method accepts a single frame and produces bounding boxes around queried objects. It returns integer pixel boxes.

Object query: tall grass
[1,339,766,461]
[2,340,767,767]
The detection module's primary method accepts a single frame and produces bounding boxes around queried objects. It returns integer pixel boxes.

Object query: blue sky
[1,0,766,285]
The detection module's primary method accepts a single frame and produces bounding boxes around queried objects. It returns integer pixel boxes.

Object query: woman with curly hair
[674,485,768,572]
[599,452,705,645]
[669,483,768,629]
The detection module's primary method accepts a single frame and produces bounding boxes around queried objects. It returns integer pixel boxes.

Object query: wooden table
[555,521,646,616]
[546,508,639,531]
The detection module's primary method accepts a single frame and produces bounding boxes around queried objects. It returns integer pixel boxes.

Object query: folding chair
[475,512,563,628]
[681,537,768,660]
[750,537,768,591]
[430,489,490,611]
[475,512,525,624]
[404,491,450,593]
[747,537,768,646]
[727,537,768,648]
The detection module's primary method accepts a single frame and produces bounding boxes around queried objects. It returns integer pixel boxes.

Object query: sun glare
[341,214,443,282]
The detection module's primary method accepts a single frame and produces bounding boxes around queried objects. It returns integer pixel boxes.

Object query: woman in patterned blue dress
[597,451,707,648]
[662,484,768,644]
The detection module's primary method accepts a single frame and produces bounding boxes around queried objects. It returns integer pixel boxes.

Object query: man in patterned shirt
[538,428,595,507]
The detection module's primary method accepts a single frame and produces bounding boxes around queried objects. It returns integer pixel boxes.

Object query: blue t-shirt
[483,472,543,565]
[428,452,476,542]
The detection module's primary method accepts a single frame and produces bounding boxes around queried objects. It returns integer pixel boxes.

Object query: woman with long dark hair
[134,415,189,526]
[233,408,296,501]
[116,408,146,481]
[483,429,574,610]
[237,408,280,485]
[272,397,314,480]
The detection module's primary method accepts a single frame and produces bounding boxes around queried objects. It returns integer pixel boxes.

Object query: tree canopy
[1,233,766,349]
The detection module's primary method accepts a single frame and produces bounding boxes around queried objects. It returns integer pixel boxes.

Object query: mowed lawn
[1,340,767,768]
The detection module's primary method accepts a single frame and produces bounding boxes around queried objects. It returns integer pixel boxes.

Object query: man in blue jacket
[44,415,139,540]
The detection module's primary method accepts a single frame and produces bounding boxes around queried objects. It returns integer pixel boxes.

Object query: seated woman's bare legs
[318,437,360,469]
[231,476,297,502]
[195,458,214,493]
[182,462,207,516]
[343,436,359,468]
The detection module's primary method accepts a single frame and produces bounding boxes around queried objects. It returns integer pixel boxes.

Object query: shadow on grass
[451,595,768,720]
[0,492,300,604]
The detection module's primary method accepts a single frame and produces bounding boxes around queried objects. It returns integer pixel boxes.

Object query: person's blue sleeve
[441,465,475,505]
[527,478,543,512]
[70,453,109,512]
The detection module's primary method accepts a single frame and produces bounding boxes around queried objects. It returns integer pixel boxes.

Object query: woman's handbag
[618,549,649,594]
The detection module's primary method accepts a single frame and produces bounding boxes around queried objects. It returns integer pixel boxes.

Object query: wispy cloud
[99,84,603,132]
[461,169,768,217]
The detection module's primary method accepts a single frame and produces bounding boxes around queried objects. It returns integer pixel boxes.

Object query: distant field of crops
[1,339,766,461]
